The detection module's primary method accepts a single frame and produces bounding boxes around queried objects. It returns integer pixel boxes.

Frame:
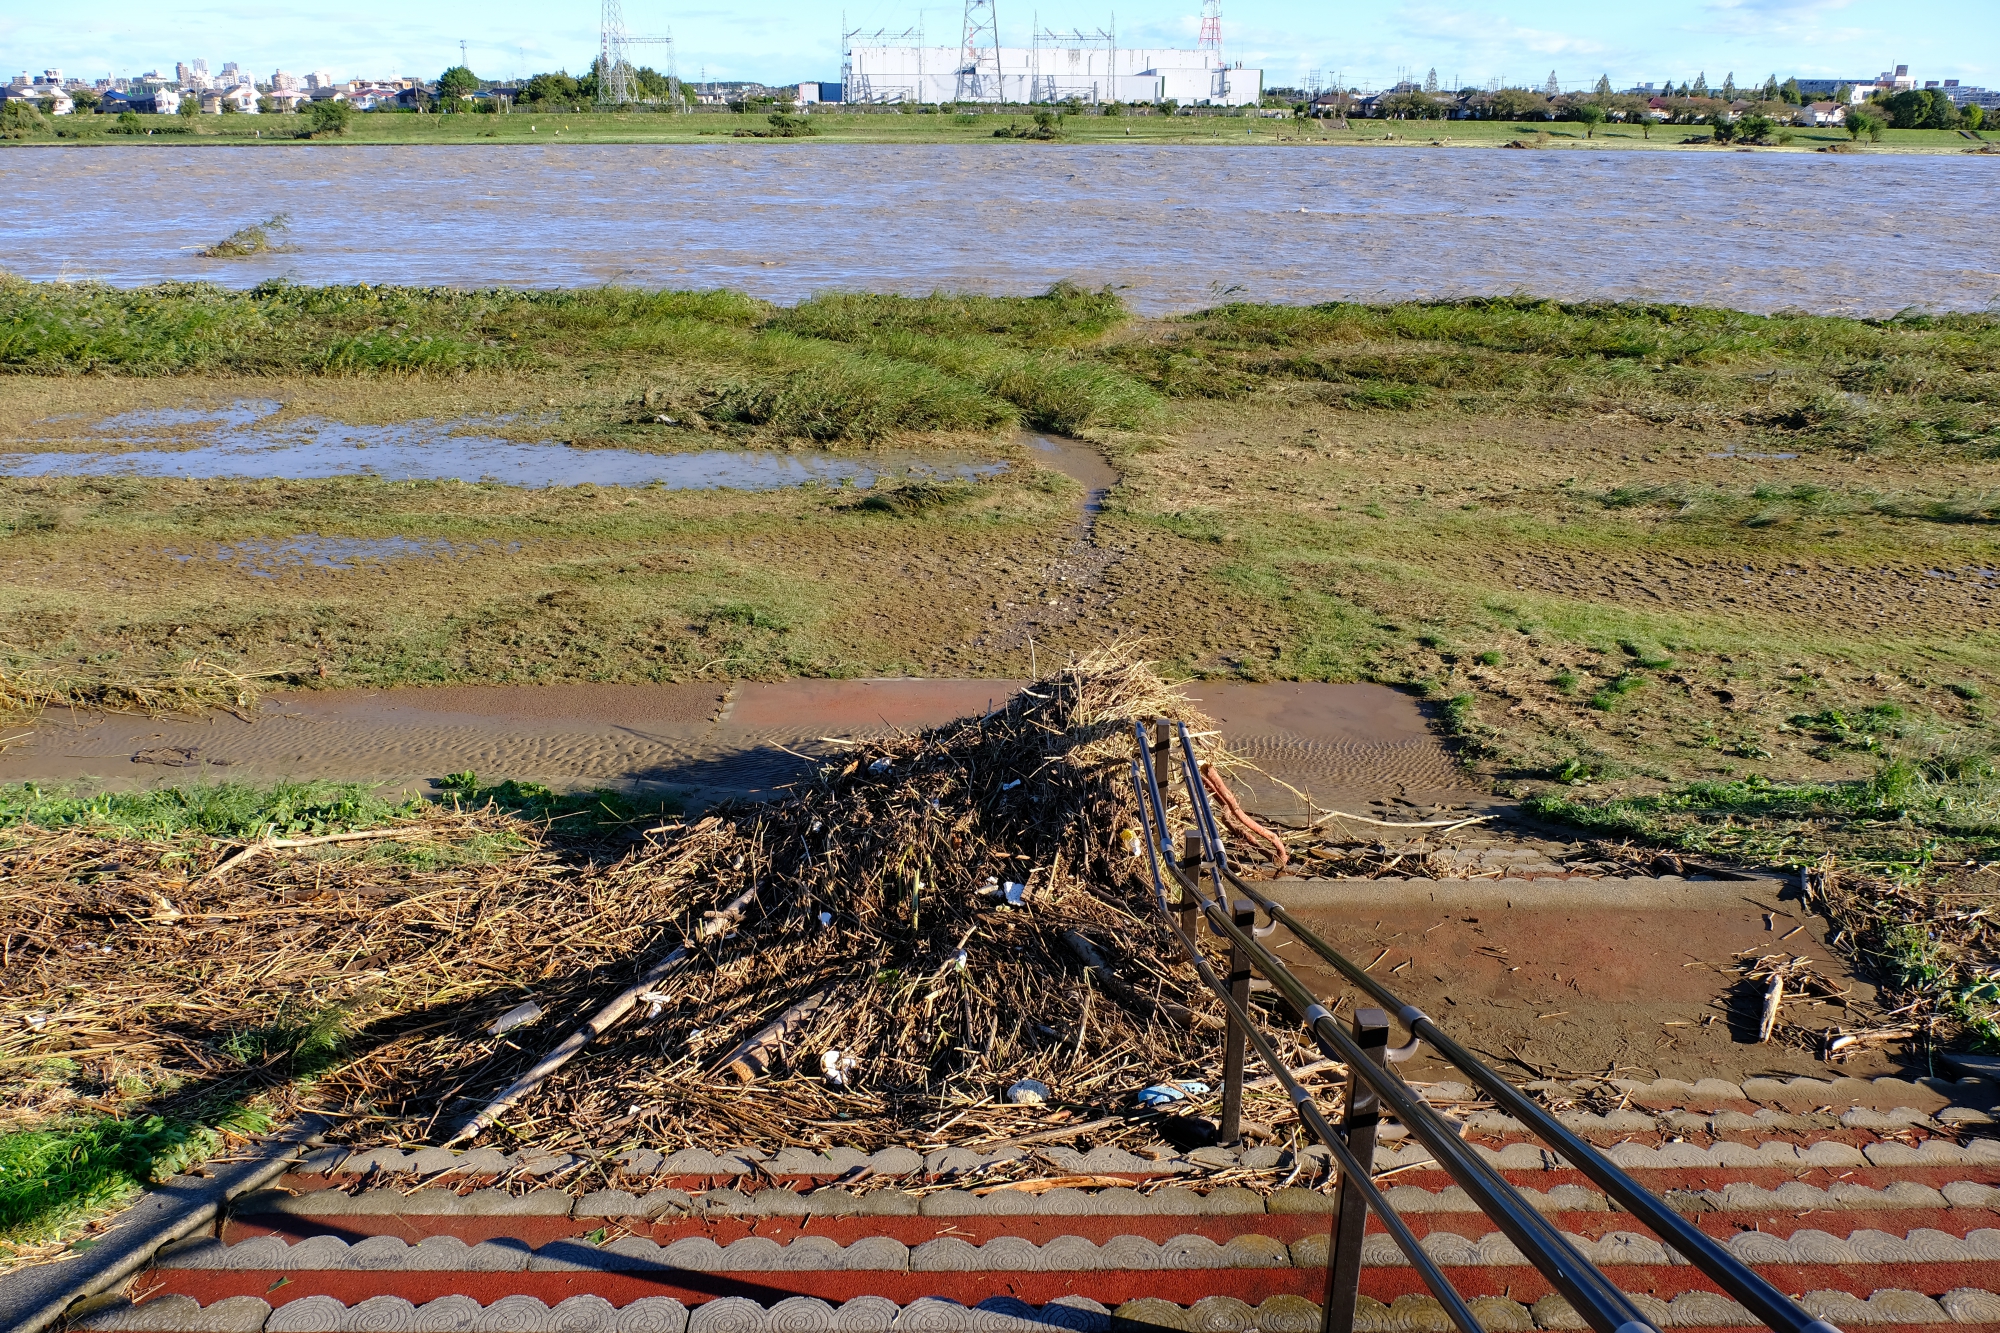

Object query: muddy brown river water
[6,145,1997,314]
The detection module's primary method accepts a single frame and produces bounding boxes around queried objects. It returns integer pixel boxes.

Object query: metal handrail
[1128,757,1485,1333]
[1132,720,1841,1333]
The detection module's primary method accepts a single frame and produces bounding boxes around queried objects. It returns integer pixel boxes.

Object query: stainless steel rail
[1131,719,1840,1333]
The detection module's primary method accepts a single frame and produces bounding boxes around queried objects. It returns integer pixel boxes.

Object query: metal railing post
[1220,899,1255,1144]
[1324,1007,1389,1333]
[1179,829,1203,941]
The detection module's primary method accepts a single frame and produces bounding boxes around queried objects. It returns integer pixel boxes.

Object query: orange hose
[1200,763,1289,872]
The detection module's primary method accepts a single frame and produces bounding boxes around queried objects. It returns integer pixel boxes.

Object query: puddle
[89,402,287,435]
[2,402,1007,490]
[165,534,523,578]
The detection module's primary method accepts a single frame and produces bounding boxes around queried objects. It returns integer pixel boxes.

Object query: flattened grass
[8,280,1991,456]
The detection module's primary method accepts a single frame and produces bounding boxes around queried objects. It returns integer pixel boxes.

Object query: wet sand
[0,679,1463,808]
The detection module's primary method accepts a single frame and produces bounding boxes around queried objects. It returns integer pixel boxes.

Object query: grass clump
[0,1108,268,1251]
[1588,673,1646,711]
[849,477,976,516]
[198,214,295,260]
[0,779,405,840]
[434,771,680,831]
[1619,639,1675,668]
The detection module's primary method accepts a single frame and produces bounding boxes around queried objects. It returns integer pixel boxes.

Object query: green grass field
[11,107,1988,153]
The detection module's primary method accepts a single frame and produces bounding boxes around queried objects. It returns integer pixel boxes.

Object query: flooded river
[4,144,1995,315]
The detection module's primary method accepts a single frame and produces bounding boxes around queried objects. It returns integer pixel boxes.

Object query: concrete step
[69,1286,2000,1331]
[72,1077,2000,1333]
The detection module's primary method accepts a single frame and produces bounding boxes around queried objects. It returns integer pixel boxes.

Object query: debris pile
[2,648,1301,1157]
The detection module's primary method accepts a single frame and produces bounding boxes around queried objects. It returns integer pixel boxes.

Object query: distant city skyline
[1,0,1991,92]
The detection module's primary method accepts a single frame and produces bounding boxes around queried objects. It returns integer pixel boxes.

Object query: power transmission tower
[599,0,632,105]
[1197,0,1222,67]
[599,0,680,110]
[955,0,1001,102]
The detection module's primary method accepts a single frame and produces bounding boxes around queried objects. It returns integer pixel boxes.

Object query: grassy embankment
[9,107,1987,153]
[0,277,1996,1253]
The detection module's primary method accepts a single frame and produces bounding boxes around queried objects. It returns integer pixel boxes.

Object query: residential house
[126,87,181,114]
[199,85,259,113]
[263,87,310,112]
[3,83,72,113]
[1801,101,1846,126]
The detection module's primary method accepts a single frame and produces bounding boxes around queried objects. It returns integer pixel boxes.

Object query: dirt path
[978,433,1128,657]
[0,679,1463,807]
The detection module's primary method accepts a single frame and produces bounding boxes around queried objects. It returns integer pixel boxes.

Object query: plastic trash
[819,911,834,928]
[487,1001,543,1036]
[822,1049,860,1088]
[869,757,893,773]
[1000,779,1022,791]
[637,990,671,1020]
[1007,1079,1051,1105]
[978,879,1027,907]
[1118,827,1140,858]
[1135,1080,1211,1109]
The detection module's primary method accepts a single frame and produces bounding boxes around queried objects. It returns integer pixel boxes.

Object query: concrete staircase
[68,1072,2000,1333]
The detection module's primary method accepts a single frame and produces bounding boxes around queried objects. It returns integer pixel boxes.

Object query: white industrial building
[843,41,1261,105]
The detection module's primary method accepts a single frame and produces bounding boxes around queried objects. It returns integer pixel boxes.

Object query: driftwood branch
[448,881,761,1143]
[202,827,429,881]
[1308,810,1494,831]
[1758,973,1785,1043]
[1064,930,1225,1032]
[716,985,837,1083]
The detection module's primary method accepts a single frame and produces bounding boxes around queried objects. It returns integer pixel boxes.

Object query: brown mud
[0,679,1461,808]
[1273,876,1890,1088]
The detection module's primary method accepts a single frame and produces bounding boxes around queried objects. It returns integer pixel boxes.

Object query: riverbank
[0,280,1995,1270]
[2,281,1995,869]
[6,109,1989,154]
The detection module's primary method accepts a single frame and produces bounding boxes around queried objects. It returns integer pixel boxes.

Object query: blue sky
[2,0,1991,92]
